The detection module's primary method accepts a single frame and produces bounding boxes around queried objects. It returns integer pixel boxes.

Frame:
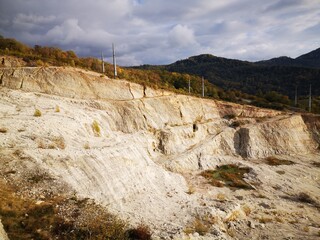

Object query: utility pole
[294,85,297,106]
[101,52,105,73]
[112,43,117,79]
[188,77,191,94]
[202,76,204,97]
[309,84,312,112]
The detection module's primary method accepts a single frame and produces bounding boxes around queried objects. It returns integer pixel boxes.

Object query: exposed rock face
[0,219,9,240]
[0,66,171,100]
[235,115,317,158]
[0,66,319,239]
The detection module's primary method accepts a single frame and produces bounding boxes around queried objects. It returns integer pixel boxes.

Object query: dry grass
[0,180,58,239]
[186,184,195,195]
[259,217,273,224]
[253,192,268,199]
[55,105,60,112]
[34,108,42,117]
[83,142,90,149]
[193,219,209,236]
[51,136,66,150]
[0,180,136,240]
[303,226,309,232]
[37,139,46,149]
[37,136,66,150]
[185,218,210,236]
[289,219,299,224]
[203,177,224,187]
[275,216,284,223]
[225,210,241,222]
[242,205,251,216]
[227,228,236,237]
[200,164,253,190]
[276,170,286,175]
[0,127,8,133]
[264,156,294,166]
[202,214,217,225]
[27,171,54,183]
[216,193,226,201]
[92,120,101,137]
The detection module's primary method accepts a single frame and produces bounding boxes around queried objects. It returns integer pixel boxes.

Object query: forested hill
[257,48,320,68]
[163,53,320,97]
[136,50,320,112]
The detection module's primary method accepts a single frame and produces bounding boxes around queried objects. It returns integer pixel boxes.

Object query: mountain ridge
[256,47,320,68]
[163,52,320,94]
[135,48,320,113]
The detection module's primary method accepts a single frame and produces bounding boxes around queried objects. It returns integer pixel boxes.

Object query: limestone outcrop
[0,65,319,239]
[0,219,9,240]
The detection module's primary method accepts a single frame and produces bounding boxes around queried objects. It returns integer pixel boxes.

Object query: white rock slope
[0,66,319,239]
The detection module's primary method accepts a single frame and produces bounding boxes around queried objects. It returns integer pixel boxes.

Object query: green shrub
[200,164,253,190]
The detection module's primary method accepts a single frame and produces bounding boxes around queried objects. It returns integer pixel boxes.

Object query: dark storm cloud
[0,0,319,65]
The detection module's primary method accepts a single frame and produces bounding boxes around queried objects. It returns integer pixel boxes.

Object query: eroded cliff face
[0,66,319,239]
[0,219,9,240]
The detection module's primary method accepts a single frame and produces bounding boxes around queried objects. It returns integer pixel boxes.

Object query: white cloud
[46,19,84,44]
[15,14,56,24]
[0,0,320,65]
[168,24,197,48]
[118,54,142,66]
[12,14,56,31]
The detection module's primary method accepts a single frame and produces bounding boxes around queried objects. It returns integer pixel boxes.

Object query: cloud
[0,0,319,65]
[168,24,197,47]
[14,14,56,25]
[46,19,84,44]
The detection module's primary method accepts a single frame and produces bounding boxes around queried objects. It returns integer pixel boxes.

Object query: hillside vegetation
[1,35,319,113]
[138,53,320,113]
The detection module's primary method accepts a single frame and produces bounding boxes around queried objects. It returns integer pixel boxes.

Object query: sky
[0,0,319,66]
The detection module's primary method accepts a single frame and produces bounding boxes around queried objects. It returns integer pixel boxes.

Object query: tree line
[0,35,319,113]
